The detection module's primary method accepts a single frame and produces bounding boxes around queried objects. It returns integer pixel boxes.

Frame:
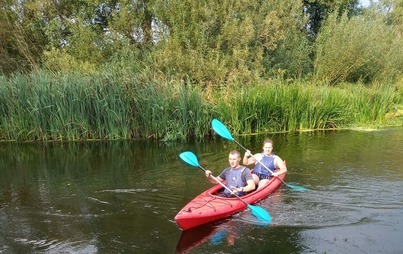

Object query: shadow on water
[0,127,402,253]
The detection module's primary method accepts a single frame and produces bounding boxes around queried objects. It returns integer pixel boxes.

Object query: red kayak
[175,173,286,230]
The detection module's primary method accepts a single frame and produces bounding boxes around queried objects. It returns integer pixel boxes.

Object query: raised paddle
[211,118,309,192]
[179,151,271,223]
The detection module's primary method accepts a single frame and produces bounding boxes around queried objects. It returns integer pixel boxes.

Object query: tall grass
[0,70,400,142]
[214,82,349,134]
[346,84,397,125]
[131,80,212,140]
[0,70,211,141]
[213,81,400,135]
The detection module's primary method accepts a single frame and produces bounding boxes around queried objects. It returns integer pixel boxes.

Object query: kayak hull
[175,173,285,230]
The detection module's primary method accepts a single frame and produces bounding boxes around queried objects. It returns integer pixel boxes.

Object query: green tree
[262,0,313,79]
[151,0,285,85]
[0,0,44,74]
[303,0,359,37]
[314,10,402,84]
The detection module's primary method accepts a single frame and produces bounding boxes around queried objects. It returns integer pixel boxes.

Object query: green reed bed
[213,82,398,135]
[0,71,400,142]
[125,80,211,141]
[0,71,211,141]
[346,85,397,125]
[213,83,344,134]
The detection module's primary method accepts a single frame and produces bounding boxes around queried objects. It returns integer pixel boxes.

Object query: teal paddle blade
[210,230,228,246]
[286,183,310,192]
[248,204,271,223]
[211,119,235,141]
[179,151,200,167]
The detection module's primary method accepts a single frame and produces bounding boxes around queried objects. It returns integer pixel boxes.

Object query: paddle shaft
[196,164,250,207]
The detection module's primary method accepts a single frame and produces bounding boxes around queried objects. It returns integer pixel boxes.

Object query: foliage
[314,10,402,84]
[262,0,313,79]
[0,2,43,73]
[214,81,401,135]
[303,0,360,37]
[1,0,402,86]
[0,70,212,141]
[0,0,402,143]
[0,71,400,142]
[151,0,285,85]
[214,82,349,133]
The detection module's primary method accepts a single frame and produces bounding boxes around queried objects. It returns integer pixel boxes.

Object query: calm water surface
[0,128,402,253]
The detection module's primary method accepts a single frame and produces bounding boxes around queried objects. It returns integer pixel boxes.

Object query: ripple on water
[92,187,184,221]
[20,238,98,254]
[255,172,403,230]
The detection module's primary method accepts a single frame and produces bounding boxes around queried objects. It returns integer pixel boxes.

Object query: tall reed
[0,70,212,141]
[0,70,400,142]
[213,81,398,135]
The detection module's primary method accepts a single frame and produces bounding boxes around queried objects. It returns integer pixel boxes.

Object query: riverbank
[0,71,402,142]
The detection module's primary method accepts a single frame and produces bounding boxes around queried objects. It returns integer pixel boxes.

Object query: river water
[0,127,402,253]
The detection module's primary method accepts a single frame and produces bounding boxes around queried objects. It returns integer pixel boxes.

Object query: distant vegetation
[0,0,402,141]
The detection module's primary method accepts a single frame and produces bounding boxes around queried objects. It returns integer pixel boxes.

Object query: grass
[0,70,401,142]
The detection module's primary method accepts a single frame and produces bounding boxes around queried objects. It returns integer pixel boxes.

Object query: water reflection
[0,127,402,253]
[0,140,191,253]
[176,218,269,254]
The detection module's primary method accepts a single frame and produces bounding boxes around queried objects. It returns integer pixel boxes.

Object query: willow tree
[150,0,285,86]
[387,0,403,34]
[42,0,131,71]
[0,0,157,73]
[261,0,313,79]
[314,8,402,84]
[0,0,44,74]
[303,0,360,37]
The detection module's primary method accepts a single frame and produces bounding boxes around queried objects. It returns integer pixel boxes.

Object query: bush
[314,11,402,84]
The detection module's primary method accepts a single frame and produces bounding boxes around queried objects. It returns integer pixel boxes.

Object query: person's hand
[205,170,212,178]
[244,150,252,158]
[272,172,279,177]
[231,186,243,194]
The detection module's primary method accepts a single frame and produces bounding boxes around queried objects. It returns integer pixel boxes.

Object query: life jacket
[223,167,247,196]
[252,153,276,176]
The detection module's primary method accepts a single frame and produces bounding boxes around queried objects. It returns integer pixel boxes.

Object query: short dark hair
[229,150,241,157]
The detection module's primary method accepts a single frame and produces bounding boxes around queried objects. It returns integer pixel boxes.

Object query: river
[0,127,402,253]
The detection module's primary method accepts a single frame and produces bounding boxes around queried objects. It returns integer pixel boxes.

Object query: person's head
[262,138,274,155]
[228,150,241,168]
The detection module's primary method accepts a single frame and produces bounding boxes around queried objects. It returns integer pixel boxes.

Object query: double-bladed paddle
[179,151,271,223]
[211,119,309,192]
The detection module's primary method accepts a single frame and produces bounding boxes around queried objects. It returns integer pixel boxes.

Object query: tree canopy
[0,0,401,85]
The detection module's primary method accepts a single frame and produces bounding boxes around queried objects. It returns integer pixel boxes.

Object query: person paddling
[205,150,255,197]
[243,138,287,189]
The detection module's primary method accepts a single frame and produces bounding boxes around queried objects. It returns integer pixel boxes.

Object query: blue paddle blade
[286,183,310,192]
[211,119,235,141]
[247,204,271,223]
[179,151,200,167]
[210,230,228,246]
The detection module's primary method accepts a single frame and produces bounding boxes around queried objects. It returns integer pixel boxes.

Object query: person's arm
[272,156,287,177]
[244,179,256,192]
[233,179,255,193]
[205,170,224,184]
[242,150,256,165]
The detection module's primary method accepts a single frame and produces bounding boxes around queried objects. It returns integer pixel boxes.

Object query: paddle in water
[179,151,271,223]
[211,118,309,192]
